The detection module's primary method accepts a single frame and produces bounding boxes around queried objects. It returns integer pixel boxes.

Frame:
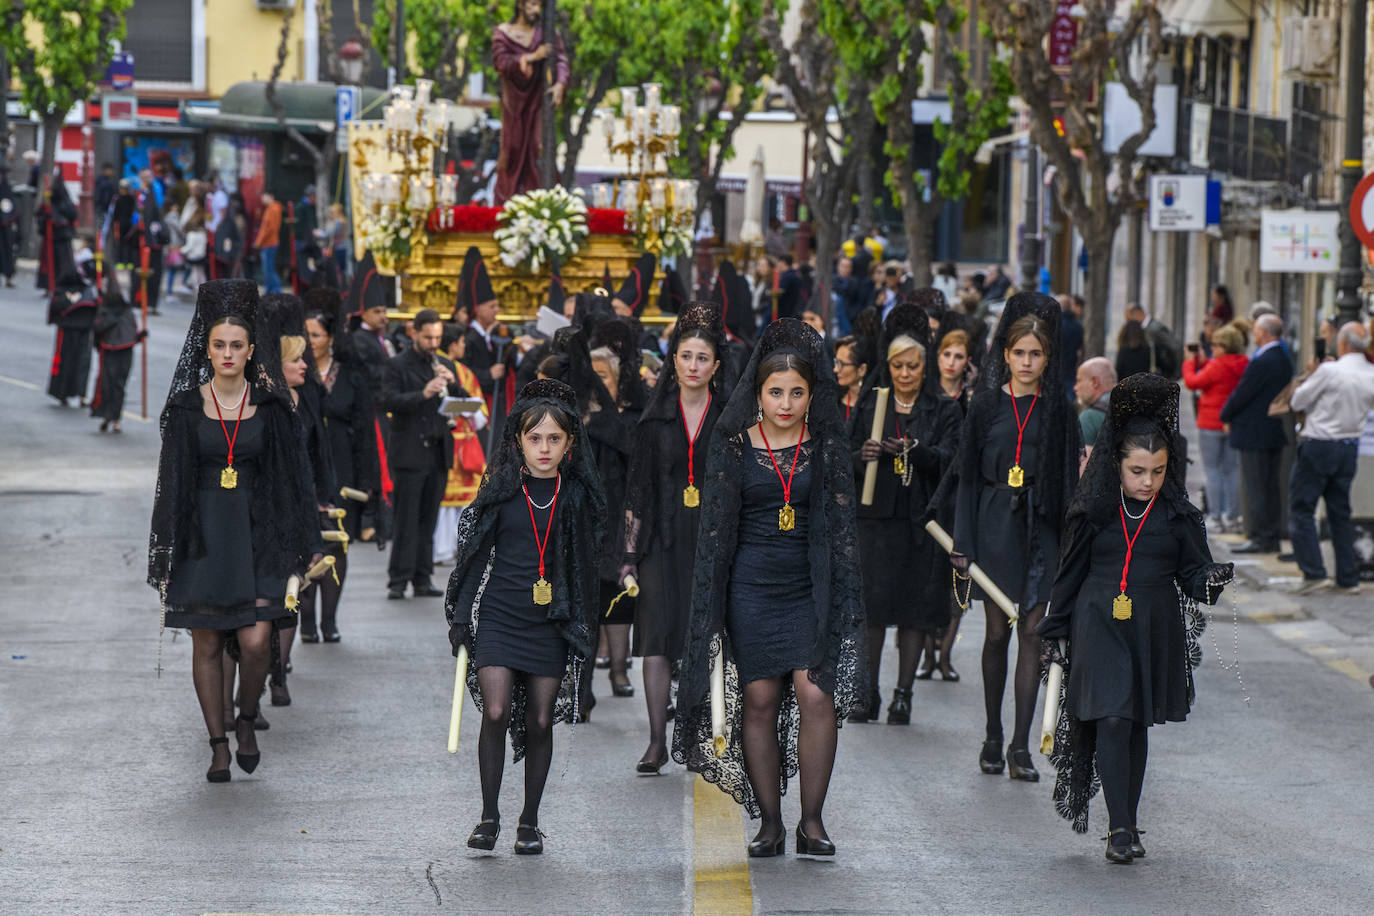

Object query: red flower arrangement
[427,204,630,237]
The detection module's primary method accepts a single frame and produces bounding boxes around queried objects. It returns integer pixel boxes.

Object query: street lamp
[338,37,365,86]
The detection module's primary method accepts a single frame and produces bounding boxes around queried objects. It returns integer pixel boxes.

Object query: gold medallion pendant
[220,466,238,489]
[778,503,796,532]
[683,484,700,508]
[1112,592,1133,621]
[893,456,906,477]
[533,577,553,606]
[1007,464,1025,488]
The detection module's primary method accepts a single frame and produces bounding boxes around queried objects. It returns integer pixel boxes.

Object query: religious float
[345,78,695,323]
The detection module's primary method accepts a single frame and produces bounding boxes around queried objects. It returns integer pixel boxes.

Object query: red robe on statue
[492,23,569,206]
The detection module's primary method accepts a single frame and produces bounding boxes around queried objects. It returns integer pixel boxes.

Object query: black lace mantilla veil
[854,302,931,407]
[148,279,307,592]
[1043,372,1235,833]
[671,318,866,817]
[622,301,728,563]
[443,379,607,761]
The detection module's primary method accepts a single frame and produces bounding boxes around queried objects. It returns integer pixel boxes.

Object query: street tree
[265,4,340,214]
[1,0,131,203]
[762,0,878,321]
[983,0,1164,356]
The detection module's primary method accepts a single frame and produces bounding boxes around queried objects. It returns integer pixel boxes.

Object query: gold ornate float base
[402,234,645,321]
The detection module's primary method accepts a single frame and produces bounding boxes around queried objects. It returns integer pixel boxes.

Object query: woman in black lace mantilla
[938,291,1082,782]
[1037,373,1233,862]
[673,318,865,858]
[620,302,727,774]
[444,379,606,855]
[147,279,316,783]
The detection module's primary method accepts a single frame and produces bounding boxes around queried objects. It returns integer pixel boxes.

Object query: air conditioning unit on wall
[255,0,297,10]
[1282,17,1339,79]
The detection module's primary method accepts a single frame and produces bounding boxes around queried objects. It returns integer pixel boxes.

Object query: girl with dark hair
[940,292,1082,781]
[848,305,962,724]
[1114,320,1152,380]
[148,279,317,782]
[621,303,726,773]
[445,379,606,855]
[1038,374,1233,862]
[300,288,381,643]
[674,318,866,858]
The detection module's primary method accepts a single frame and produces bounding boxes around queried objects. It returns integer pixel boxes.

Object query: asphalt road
[2,275,1373,915]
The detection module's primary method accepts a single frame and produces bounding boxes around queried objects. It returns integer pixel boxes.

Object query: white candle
[620,86,638,115]
[415,78,434,106]
[644,83,661,116]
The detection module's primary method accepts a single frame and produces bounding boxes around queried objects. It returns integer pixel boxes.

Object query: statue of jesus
[492,0,569,206]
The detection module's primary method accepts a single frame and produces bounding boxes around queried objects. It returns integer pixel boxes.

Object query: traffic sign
[336,86,361,153]
[1350,170,1374,251]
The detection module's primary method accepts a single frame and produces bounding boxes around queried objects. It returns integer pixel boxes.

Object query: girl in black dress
[445,379,606,856]
[301,287,380,643]
[621,303,726,773]
[674,318,866,858]
[942,292,1081,781]
[849,305,962,724]
[148,279,316,781]
[1038,374,1234,862]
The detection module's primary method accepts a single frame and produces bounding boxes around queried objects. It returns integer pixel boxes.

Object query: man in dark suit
[1219,314,1293,553]
[765,253,803,332]
[384,309,470,599]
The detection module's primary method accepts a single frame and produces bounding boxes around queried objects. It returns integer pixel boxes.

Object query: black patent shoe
[748,826,786,858]
[1007,745,1039,782]
[914,661,934,680]
[611,673,635,697]
[795,826,836,857]
[269,675,291,707]
[979,739,1005,774]
[467,819,500,850]
[938,664,960,682]
[1104,828,1134,864]
[299,630,321,644]
[234,712,261,774]
[886,687,912,725]
[321,624,341,643]
[514,823,545,855]
[206,737,231,783]
[636,748,669,775]
[1129,827,1146,858]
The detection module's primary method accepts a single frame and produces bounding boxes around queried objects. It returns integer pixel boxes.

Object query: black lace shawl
[928,292,1081,547]
[149,280,311,588]
[623,302,728,560]
[671,318,866,817]
[443,380,607,761]
[1038,373,1233,833]
[303,286,381,495]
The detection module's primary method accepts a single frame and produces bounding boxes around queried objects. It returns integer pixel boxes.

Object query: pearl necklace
[210,381,248,412]
[1120,489,1149,520]
[525,475,559,509]
[893,393,916,410]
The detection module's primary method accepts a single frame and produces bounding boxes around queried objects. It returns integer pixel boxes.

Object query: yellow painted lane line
[693,775,752,916]
[1324,658,1368,684]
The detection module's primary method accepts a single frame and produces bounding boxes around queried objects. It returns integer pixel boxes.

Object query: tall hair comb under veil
[713,317,844,440]
[255,292,305,395]
[640,300,727,421]
[589,315,647,410]
[855,303,930,405]
[906,287,947,315]
[162,279,263,430]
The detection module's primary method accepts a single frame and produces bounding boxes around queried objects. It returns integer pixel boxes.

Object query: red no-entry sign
[1351,171,1374,250]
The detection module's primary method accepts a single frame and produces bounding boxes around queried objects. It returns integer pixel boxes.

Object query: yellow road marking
[0,373,41,391]
[1324,658,1368,684]
[693,775,752,915]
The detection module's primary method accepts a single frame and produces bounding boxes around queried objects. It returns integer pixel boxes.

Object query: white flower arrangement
[359,207,417,271]
[495,186,589,273]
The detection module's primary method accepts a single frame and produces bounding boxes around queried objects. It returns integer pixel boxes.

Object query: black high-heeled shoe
[1129,827,1146,858]
[1104,828,1134,864]
[299,630,321,644]
[321,625,341,643]
[636,749,669,775]
[235,712,261,773]
[937,664,960,682]
[914,661,934,680]
[206,737,231,783]
[886,687,912,725]
[795,826,836,856]
[270,674,291,707]
[610,673,635,697]
[747,827,786,858]
[467,819,500,850]
[514,823,545,855]
[1006,744,1039,782]
[979,739,1005,774]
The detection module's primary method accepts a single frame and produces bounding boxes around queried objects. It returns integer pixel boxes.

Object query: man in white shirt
[207,178,230,233]
[1287,322,1374,594]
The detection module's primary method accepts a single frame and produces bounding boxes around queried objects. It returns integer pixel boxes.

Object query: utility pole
[539,0,557,187]
[1335,0,1367,324]
[393,0,406,87]
[1019,141,1041,293]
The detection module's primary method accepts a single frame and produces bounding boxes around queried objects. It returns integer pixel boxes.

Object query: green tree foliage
[1,0,130,213]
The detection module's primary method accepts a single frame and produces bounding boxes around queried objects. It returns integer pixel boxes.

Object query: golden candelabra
[357,79,459,274]
[591,83,697,257]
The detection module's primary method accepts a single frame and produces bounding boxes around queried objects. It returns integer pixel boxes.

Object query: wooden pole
[138,237,150,420]
[539,0,557,187]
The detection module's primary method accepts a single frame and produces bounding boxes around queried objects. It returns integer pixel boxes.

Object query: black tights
[866,625,927,692]
[193,621,270,764]
[639,655,673,761]
[741,671,836,842]
[475,667,561,827]
[1095,717,1148,831]
[301,552,348,636]
[980,601,1047,750]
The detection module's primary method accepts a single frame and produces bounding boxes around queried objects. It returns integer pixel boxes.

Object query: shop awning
[1161,0,1253,39]
[182,81,390,133]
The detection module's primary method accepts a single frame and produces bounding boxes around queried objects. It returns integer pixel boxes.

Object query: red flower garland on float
[427,205,630,237]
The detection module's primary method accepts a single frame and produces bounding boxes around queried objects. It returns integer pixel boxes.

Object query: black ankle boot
[886,687,912,725]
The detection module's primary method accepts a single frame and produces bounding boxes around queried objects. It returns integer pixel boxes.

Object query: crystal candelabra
[358,79,459,271]
[592,83,696,257]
